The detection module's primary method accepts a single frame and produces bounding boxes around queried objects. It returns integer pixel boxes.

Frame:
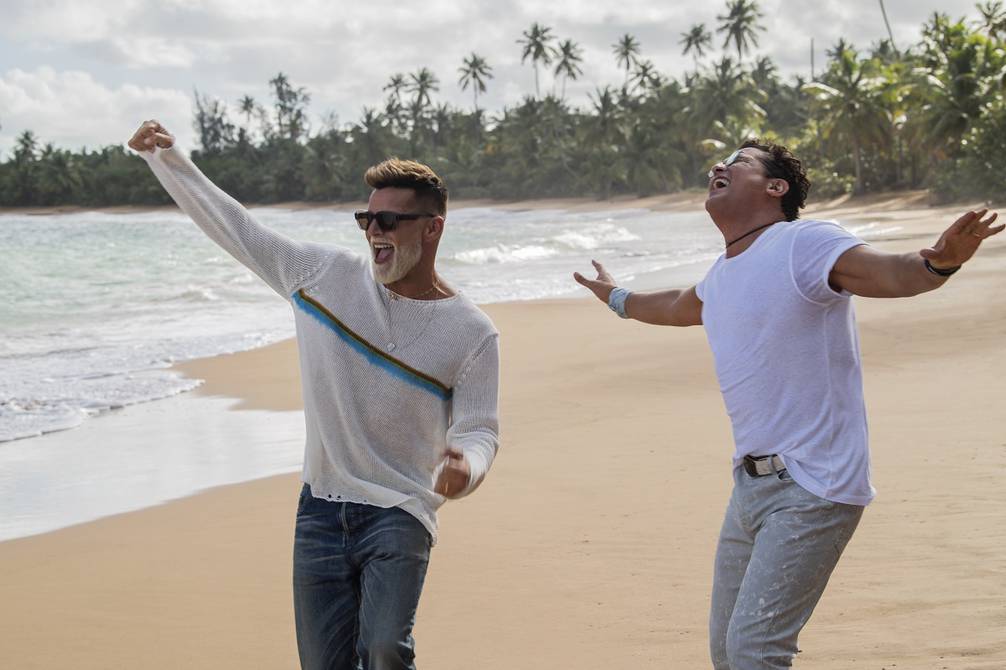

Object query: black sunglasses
[354,210,436,232]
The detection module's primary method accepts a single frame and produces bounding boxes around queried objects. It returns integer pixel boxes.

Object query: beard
[371,236,423,285]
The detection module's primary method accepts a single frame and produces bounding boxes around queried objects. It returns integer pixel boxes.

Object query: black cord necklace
[725,221,777,248]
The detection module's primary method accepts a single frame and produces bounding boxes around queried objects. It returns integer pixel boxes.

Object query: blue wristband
[608,287,631,319]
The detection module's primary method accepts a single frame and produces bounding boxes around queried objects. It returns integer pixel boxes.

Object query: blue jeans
[293,484,432,670]
[709,467,864,669]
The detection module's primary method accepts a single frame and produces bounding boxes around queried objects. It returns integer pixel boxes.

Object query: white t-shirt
[695,219,874,506]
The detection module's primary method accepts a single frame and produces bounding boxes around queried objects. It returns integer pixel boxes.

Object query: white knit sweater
[141,146,500,542]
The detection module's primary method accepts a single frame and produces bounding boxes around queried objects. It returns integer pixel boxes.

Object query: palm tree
[238,95,256,125]
[612,34,641,87]
[406,67,440,154]
[237,94,257,142]
[383,73,407,103]
[803,44,892,194]
[750,55,778,89]
[552,39,584,99]
[827,37,854,60]
[268,72,310,141]
[38,143,81,204]
[906,13,1000,163]
[517,23,556,97]
[458,53,493,111]
[879,0,898,53]
[408,67,440,110]
[15,130,38,159]
[350,107,393,168]
[692,56,765,138]
[629,60,662,94]
[383,73,408,133]
[717,0,766,60]
[12,130,40,205]
[586,86,626,198]
[976,0,1006,39]
[680,24,713,67]
[431,103,453,148]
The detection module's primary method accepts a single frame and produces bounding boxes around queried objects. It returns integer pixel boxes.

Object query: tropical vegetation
[2,2,1004,207]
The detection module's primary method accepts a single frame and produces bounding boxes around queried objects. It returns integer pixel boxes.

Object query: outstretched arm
[830,209,1002,298]
[128,120,332,298]
[573,260,702,326]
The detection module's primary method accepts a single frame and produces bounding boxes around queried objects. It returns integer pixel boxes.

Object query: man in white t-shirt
[574,139,1002,669]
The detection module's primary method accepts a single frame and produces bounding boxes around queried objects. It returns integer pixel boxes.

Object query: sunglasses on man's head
[354,210,436,232]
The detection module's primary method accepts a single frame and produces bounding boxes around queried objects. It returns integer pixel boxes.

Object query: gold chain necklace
[412,281,444,300]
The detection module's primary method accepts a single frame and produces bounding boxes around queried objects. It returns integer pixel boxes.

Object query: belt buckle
[743,454,777,477]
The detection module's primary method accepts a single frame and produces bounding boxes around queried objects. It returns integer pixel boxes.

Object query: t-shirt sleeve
[790,220,867,304]
[695,257,722,302]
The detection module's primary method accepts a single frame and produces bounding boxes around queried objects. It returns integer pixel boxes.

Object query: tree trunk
[879,0,898,54]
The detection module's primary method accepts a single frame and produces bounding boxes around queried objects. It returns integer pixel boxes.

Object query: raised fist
[128,120,174,152]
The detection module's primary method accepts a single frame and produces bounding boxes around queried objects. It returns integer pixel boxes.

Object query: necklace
[381,282,440,353]
[386,278,444,302]
[412,281,443,300]
[726,221,777,248]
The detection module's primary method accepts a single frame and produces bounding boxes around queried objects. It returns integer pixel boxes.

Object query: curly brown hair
[364,158,448,216]
[739,139,811,221]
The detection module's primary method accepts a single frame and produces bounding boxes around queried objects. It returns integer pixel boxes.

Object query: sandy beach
[1,195,1004,668]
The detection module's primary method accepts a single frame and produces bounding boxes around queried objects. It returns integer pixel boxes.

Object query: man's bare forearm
[573,262,702,325]
[886,252,950,297]
[626,287,702,326]
[844,251,948,298]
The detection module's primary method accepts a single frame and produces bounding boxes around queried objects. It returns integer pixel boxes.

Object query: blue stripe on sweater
[292,291,452,401]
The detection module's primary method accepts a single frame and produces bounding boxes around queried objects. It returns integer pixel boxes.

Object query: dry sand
[1,196,1004,669]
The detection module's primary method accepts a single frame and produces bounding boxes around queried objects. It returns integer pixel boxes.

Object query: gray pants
[709,466,864,669]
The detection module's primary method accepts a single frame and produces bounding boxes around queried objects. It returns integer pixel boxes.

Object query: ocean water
[0,205,900,540]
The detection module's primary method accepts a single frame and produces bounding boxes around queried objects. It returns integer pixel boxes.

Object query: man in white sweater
[129,120,500,670]
[574,139,1001,669]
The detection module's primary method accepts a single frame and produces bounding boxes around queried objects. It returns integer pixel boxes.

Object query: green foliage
[2,3,1004,208]
[929,93,1006,202]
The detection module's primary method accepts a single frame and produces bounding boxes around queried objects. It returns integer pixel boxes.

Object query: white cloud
[0,67,194,156]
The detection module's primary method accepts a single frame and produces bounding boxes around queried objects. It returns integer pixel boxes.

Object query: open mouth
[372,241,395,265]
[710,176,730,191]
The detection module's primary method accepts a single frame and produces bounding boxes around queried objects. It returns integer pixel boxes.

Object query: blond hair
[364,158,448,215]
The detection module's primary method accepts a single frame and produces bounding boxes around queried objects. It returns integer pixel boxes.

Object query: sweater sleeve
[140,146,334,298]
[447,333,501,498]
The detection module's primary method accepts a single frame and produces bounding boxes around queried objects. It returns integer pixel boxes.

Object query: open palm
[920,209,1003,268]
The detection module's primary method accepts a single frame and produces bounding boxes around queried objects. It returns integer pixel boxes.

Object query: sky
[0,0,986,157]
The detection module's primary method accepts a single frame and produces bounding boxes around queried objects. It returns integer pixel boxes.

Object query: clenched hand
[128,120,174,153]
